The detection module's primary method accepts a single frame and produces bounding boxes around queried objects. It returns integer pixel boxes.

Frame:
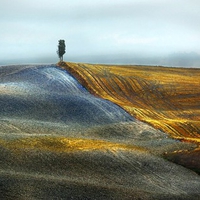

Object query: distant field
[60,62,200,144]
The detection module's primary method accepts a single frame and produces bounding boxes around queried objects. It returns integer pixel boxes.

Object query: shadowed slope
[0,65,133,125]
[0,136,200,200]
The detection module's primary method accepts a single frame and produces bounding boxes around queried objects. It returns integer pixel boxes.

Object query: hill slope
[60,62,200,174]
[60,62,200,143]
[0,64,200,199]
[0,65,133,125]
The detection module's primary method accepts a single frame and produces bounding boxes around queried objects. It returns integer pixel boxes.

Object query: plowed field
[61,62,200,144]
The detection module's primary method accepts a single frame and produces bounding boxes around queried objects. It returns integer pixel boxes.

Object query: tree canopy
[57,40,66,62]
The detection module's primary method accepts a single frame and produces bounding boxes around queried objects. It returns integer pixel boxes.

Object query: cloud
[112,34,157,45]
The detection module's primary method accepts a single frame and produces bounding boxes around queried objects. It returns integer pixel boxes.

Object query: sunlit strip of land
[60,62,200,144]
[0,137,145,154]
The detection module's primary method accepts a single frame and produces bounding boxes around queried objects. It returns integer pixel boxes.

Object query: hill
[59,62,200,142]
[59,62,200,172]
[0,64,200,199]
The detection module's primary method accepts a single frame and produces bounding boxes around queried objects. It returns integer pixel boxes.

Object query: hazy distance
[1,0,200,67]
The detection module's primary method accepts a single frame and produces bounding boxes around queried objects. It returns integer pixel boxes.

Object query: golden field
[0,136,145,154]
[60,62,200,144]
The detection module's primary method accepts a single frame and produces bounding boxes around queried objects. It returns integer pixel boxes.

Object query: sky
[1,0,200,66]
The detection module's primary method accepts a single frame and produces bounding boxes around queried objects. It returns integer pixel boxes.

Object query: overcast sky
[1,0,200,65]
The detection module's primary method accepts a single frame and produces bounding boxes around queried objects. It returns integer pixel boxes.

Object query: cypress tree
[57,40,66,62]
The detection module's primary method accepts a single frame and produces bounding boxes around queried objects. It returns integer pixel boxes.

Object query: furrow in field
[60,62,200,144]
